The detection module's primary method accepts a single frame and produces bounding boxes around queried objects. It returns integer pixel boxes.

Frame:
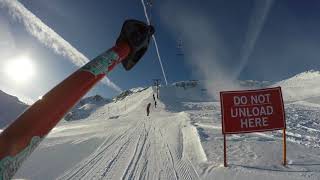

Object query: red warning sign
[220,87,286,134]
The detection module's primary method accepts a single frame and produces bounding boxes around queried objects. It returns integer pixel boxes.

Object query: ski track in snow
[55,88,200,180]
[58,118,199,180]
[13,84,320,180]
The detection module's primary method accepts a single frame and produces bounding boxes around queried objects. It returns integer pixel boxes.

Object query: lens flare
[4,55,35,83]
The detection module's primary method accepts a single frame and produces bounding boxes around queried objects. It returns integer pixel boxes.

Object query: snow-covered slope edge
[64,95,111,121]
[274,70,320,102]
[64,87,148,121]
[179,112,207,163]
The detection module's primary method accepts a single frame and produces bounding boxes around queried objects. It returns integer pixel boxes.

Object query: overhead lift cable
[141,0,168,85]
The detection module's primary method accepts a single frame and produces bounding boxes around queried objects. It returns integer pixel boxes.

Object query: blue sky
[1,0,320,103]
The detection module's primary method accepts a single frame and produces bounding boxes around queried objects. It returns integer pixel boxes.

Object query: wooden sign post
[220,87,286,167]
[223,134,227,167]
[283,129,287,166]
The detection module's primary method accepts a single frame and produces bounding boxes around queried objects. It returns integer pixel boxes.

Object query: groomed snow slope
[275,70,320,102]
[12,80,320,180]
[14,87,205,179]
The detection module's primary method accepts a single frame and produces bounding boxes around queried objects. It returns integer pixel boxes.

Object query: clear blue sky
[1,0,320,103]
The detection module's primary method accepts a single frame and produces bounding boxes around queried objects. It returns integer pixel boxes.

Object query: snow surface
[64,95,111,121]
[6,72,320,180]
[275,70,320,102]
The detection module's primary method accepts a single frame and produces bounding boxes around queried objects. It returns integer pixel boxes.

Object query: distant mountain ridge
[0,90,28,128]
[2,70,320,126]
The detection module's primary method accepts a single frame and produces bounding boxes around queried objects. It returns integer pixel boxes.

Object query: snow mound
[274,70,320,102]
[64,95,111,121]
[113,87,148,102]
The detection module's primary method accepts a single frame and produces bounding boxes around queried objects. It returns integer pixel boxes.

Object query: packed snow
[275,70,320,102]
[2,71,319,180]
[64,95,111,121]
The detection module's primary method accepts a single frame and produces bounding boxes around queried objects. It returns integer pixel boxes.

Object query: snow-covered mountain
[113,87,148,102]
[275,70,320,102]
[65,88,149,121]
[64,95,112,121]
[0,90,28,128]
[12,73,320,180]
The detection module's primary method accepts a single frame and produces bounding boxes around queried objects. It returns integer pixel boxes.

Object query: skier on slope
[153,94,157,108]
[147,103,151,116]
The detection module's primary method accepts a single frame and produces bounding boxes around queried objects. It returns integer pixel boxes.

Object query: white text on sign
[231,94,273,129]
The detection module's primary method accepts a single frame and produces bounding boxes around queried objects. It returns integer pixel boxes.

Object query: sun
[4,55,35,83]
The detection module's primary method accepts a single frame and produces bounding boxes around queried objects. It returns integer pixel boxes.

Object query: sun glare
[4,56,35,83]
